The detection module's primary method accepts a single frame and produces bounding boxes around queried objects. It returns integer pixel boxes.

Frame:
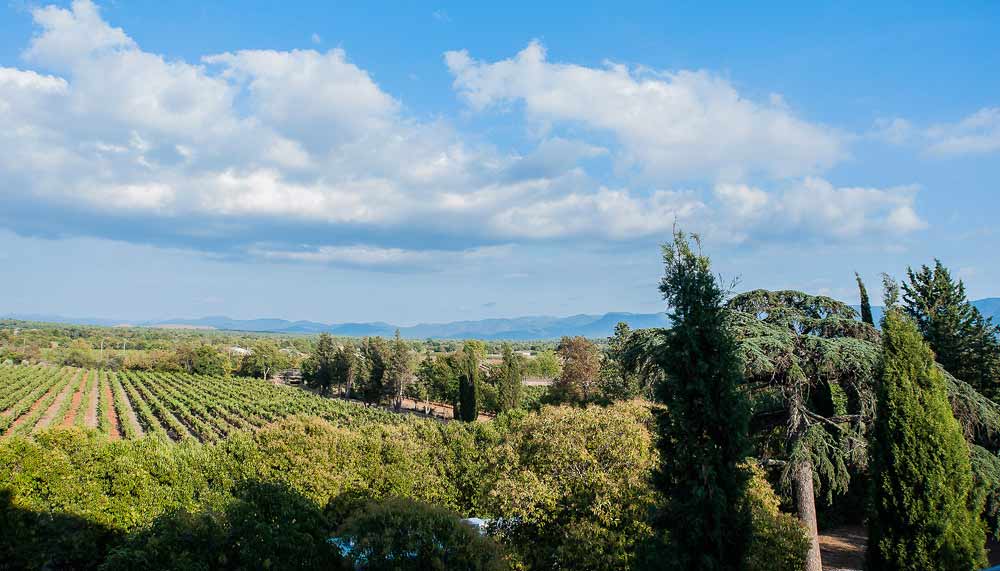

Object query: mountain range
[4,298,998,340]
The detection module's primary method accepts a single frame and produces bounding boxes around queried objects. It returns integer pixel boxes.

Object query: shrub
[744,463,810,571]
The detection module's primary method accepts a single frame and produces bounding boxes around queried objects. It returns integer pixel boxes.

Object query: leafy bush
[743,463,810,571]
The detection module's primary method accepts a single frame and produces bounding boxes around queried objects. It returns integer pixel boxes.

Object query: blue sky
[1,1,998,324]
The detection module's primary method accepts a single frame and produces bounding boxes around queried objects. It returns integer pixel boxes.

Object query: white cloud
[0,1,924,270]
[249,243,510,270]
[446,41,846,181]
[926,107,1000,156]
[874,108,1000,156]
[712,178,926,242]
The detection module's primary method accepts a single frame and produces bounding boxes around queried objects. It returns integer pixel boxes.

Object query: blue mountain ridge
[4,298,997,340]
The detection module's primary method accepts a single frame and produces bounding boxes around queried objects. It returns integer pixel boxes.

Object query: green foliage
[102,481,339,570]
[485,402,658,570]
[866,310,986,570]
[725,290,880,499]
[457,342,480,422]
[641,230,753,570]
[550,336,600,405]
[903,259,1000,398]
[357,337,391,404]
[856,272,875,326]
[523,349,561,379]
[335,497,505,570]
[416,353,459,405]
[743,463,811,571]
[385,330,412,410]
[495,343,522,413]
[237,340,290,380]
[302,333,337,394]
[597,322,648,402]
[334,341,360,398]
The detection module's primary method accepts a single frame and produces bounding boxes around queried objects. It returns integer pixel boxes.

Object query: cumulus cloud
[0,1,924,271]
[713,178,926,243]
[446,41,846,181]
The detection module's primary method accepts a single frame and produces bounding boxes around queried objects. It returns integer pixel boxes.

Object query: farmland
[0,364,396,442]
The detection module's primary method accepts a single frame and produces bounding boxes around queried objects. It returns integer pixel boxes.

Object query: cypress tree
[496,343,522,413]
[856,272,875,326]
[652,230,752,570]
[457,342,479,422]
[867,306,986,570]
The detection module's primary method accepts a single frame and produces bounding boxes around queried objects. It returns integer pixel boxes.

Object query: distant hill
[857,298,1000,327]
[149,312,671,340]
[3,298,997,340]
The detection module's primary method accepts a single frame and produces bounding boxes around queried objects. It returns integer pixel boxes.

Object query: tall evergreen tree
[867,301,986,570]
[357,337,390,405]
[902,259,1000,397]
[496,343,522,413]
[304,333,337,394]
[628,230,752,570]
[386,330,412,411]
[456,342,480,422]
[332,341,358,398]
[856,272,875,326]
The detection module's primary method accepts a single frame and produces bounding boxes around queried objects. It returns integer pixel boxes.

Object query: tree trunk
[793,460,823,571]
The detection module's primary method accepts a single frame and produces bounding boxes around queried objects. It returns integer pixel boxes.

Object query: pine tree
[496,343,522,413]
[902,259,1000,397]
[867,305,986,570]
[644,230,752,570]
[856,272,875,326]
[456,342,479,422]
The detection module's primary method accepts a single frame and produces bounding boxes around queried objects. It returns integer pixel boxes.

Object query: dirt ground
[819,526,865,570]
[819,525,1000,570]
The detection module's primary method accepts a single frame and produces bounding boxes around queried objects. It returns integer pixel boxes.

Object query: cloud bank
[0,1,927,270]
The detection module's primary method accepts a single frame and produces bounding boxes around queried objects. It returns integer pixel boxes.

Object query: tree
[331,341,358,399]
[302,333,336,394]
[356,337,390,405]
[496,343,523,413]
[867,303,986,570]
[456,342,480,422]
[551,336,600,404]
[856,272,875,326]
[416,353,459,406]
[386,330,412,410]
[523,349,561,379]
[625,230,752,570]
[237,341,289,380]
[725,289,880,571]
[902,259,1000,397]
[598,322,647,402]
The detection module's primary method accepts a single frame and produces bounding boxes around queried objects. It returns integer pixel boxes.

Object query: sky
[0,0,998,325]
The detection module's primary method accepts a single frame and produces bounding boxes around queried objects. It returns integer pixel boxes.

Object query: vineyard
[0,364,398,442]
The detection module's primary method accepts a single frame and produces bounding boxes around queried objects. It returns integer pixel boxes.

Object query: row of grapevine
[1,364,400,442]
